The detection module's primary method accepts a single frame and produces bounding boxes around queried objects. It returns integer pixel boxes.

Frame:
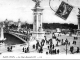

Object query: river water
[4,33,25,45]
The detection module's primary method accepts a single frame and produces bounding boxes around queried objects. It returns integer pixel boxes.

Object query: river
[4,33,25,45]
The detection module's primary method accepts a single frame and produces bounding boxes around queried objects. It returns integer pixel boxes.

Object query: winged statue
[32,0,42,7]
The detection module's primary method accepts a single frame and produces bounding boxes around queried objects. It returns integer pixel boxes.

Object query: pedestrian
[49,39,52,43]
[70,46,74,54]
[65,39,68,43]
[39,47,43,53]
[59,33,60,36]
[24,48,27,53]
[41,42,43,46]
[36,44,38,50]
[33,45,35,49]
[56,42,58,46]
[42,39,45,43]
[47,41,49,44]
[50,49,53,54]
[73,41,74,44]
[26,39,27,41]
[11,46,12,50]
[53,44,54,49]
[50,44,52,49]
[11,46,12,51]
[46,52,48,54]
[44,36,47,41]
[52,49,55,54]
[76,47,79,53]
[74,37,75,40]
[49,49,51,54]
[40,47,43,53]
[9,47,11,52]
[68,42,70,45]
[54,49,56,54]
[58,34,59,37]
[48,46,49,49]
[57,49,59,54]
[23,47,24,52]
[27,47,29,53]
[75,41,76,45]
[73,41,76,45]
[7,47,9,51]
[61,39,63,45]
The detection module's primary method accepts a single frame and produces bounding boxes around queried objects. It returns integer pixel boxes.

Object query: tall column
[77,8,80,35]
[0,22,6,43]
[32,0,45,41]
[37,13,39,32]
[32,9,43,32]
[33,13,37,32]
[77,8,80,30]
[18,19,21,31]
[38,13,43,32]
[1,27,4,40]
[0,23,4,40]
[77,15,80,30]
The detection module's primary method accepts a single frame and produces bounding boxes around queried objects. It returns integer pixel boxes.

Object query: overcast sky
[0,0,80,25]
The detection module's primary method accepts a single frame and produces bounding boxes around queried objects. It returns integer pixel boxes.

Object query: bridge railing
[9,30,30,42]
[9,32,28,43]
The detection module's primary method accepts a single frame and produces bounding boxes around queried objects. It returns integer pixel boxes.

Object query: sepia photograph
[0,0,80,59]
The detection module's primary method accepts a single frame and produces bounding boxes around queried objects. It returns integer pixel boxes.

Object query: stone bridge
[4,29,30,43]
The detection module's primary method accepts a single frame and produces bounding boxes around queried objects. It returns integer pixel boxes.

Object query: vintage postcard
[0,0,80,59]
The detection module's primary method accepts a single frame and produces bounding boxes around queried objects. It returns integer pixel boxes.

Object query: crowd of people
[6,33,80,55]
[7,46,13,52]
[22,47,29,53]
[26,35,61,55]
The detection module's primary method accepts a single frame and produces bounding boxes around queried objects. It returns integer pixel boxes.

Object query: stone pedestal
[32,32,45,42]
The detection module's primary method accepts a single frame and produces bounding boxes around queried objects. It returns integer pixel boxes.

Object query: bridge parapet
[9,31,30,43]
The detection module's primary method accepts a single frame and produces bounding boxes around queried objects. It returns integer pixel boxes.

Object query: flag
[55,1,73,20]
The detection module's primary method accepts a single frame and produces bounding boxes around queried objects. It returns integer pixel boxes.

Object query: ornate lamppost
[77,8,80,35]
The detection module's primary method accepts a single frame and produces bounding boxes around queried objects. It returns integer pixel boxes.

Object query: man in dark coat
[76,47,79,53]
[70,46,74,54]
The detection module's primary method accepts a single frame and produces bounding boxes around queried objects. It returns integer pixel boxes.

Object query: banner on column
[55,1,73,20]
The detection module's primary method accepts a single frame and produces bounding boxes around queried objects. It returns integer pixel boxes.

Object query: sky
[0,0,80,25]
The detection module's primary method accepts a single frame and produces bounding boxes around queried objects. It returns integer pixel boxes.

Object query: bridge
[4,29,31,43]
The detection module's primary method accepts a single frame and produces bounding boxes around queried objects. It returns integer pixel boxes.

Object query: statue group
[32,0,42,7]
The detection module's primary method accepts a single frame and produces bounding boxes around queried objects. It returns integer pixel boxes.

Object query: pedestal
[32,32,45,42]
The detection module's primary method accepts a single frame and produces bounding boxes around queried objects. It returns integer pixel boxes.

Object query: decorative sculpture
[78,8,80,14]
[32,0,42,7]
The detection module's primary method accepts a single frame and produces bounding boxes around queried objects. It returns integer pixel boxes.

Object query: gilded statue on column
[32,0,42,7]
